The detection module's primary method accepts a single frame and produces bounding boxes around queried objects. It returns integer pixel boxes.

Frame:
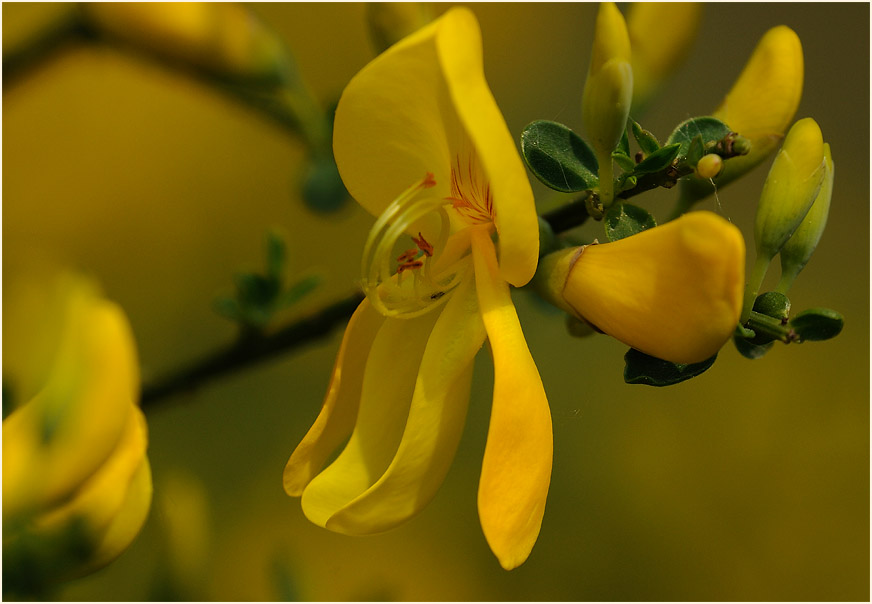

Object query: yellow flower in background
[3,270,151,586]
[628,2,702,112]
[83,2,288,83]
[537,212,745,364]
[679,25,804,207]
[284,8,551,570]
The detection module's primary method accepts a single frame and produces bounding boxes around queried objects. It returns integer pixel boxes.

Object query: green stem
[740,254,772,325]
[597,152,614,208]
[747,311,797,344]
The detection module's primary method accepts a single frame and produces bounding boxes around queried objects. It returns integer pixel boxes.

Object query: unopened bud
[695,153,723,179]
[366,3,433,54]
[777,143,834,293]
[755,117,825,261]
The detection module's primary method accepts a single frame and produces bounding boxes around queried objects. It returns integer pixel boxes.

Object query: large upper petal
[333,7,538,286]
[471,229,552,570]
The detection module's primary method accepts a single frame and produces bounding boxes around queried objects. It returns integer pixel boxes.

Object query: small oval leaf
[624,348,717,386]
[521,120,599,192]
[790,308,844,341]
[612,152,637,173]
[631,119,660,154]
[753,291,791,320]
[604,202,657,242]
[633,143,680,175]
[733,331,774,359]
[666,116,732,160]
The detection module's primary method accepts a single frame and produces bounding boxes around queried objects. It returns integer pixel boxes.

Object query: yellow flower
[536,212,745,364]
[582,2,633,208]
[628,2,702,112]
[3,270,151,586]
[83,2,287,83]
[283,8,551,570]
[679,25,804,207]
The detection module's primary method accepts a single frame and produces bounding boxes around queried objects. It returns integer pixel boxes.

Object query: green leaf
[235,272,279,307]
[302,155,349,213]
[277,274,322,308]
[632,143,680,175]
[624,348,717,386]
[790,308,844,341]
[687,134,706,166]
[520,120,599,192]
[612,152,636,173]
[665,116,732,160]
[604,202,657,242]
[631,119,660,154]
[616,124,630,157]
[266,230,287,282]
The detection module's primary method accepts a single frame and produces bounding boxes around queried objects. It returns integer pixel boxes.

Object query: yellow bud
[366,3,434,54]
[755,117,825,261]
[679,25,804,206]
[695,153,723,179]
[628,2,702,111]
[83,3,289,83]
[541,211,745,364]
[778,143,834,292]
[583,3,634,159]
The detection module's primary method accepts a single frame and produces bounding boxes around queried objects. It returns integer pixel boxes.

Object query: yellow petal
[589,2,632,72]
[326,275,486,534]
[562,211,745,364]
[680,26,803,205]
[283,299,385,496]
[333,7,538,286]
[629,2,702,111]
[3,274,139,522]
[471,229,552,570]
[300,307,440,529]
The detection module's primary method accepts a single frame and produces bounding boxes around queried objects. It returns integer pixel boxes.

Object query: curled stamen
[361,173,469,318]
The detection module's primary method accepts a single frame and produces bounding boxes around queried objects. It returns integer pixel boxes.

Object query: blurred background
[3,2,869,601]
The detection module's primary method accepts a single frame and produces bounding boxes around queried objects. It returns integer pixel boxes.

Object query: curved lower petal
[300,308,440,529]
[283,299,385,496]
[471,229,552,570]
[327,275,486,534]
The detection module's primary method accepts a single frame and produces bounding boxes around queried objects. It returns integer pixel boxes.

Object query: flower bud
[366,3,433,54]
[754,117,825,261]
[83,3,290,83]
[536,211,745,364]
[679,25,804,206]
[777,143,834,292]
[582,2,633,158]
[695,153,723,179]
[628,2,702,112]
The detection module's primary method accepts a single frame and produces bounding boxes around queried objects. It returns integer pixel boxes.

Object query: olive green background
[4,3,869,601]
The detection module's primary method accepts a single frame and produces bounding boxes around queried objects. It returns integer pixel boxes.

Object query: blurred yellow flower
[537,211,745,364]
[3,270,151,588]
[628,2,702,112]
[284,7,551,571]
[679,25,804,207]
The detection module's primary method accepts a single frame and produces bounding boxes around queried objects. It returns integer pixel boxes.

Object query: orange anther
[422,172,437,188]
[412,232,434,257]
[397,259,424,273]
[397,248,419,263]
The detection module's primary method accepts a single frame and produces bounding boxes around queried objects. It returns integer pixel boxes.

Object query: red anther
[412,232,434,257]
[397,248,419,263]
[397,259,424,273]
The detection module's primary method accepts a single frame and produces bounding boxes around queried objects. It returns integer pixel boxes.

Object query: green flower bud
[755,117,826,261]
[366,3,433,54]
[582,2,633,207]
[777,143,834,293]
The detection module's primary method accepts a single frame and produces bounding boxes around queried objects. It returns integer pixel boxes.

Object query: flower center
[361,166,492,319]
